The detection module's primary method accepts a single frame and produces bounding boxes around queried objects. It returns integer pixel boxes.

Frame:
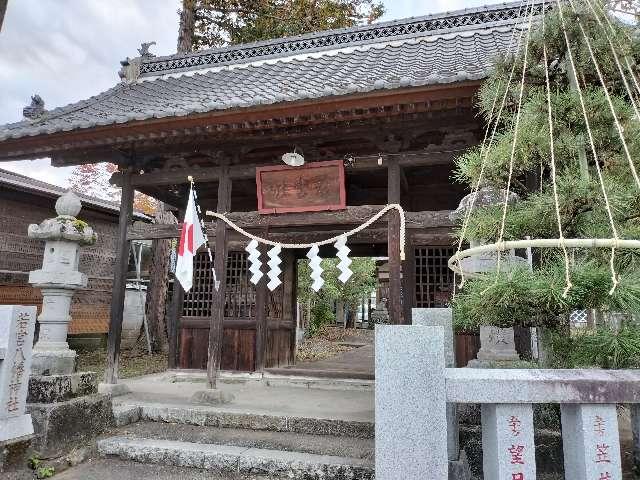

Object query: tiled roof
[0,1,543,143]
[0,168,149,219]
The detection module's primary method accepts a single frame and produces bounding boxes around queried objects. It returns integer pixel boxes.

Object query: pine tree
[452,1,640,332]
[177,0,384,53]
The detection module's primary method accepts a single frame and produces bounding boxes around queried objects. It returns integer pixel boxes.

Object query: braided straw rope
[206,204,407,260]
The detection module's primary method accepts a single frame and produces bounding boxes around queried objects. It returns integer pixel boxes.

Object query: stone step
[111,421,374,460]
[115,402,374,439]
[98,436,375,480]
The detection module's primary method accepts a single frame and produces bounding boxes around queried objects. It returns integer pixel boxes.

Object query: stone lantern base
[31,349,77,376]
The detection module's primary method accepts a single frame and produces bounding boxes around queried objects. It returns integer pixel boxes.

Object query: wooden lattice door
[414,246,457,308]
[179,250,291,371]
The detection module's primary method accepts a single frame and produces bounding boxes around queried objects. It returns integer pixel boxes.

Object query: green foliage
[297,257,376,332]
[453,262,640,331]
[308,301,335,336]
[28,456,55,479]
[548,325,640,368]
[189,0,385,49]
[453,2,640,331]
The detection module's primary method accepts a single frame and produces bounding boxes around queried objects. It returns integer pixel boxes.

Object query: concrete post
[413,308,459,461]
[632,404,640,475]
[561,404,622,480]
[375,325,448,479]
[27,191,96,375]
[481,403,537,480]
[0,305,37,441]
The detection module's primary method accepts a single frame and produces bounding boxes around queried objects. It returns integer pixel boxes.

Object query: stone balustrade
[376,321,640,480]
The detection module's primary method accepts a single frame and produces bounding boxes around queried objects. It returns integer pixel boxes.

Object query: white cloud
[0,0,486,187]
[0,0,181,187]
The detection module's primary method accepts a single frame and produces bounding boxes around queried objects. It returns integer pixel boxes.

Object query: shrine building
[0,1,539,383]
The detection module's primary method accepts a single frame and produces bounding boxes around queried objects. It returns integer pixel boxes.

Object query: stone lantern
[451,185,523,366]
[28,191,96,375]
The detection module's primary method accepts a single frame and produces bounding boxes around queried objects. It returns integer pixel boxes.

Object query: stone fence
[376,322,640,480]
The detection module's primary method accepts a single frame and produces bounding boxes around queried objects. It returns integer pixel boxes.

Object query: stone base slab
[31,349,76,376]
[0,434,34,473]
[0,414,34,442]
[448,450,472,480]
[28,371,97,403]
[98,436,374,479]
[27,393,114,457]
[98,382,131,397]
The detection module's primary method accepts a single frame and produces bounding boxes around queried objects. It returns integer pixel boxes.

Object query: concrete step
[50,457,293,480]
[113,421,374,460]
[115,402,374,439]
[98,436,375,480]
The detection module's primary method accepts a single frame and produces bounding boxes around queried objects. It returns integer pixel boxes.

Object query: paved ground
[51,458,289,479]
[118,373,374,423]
[270,344,374,379]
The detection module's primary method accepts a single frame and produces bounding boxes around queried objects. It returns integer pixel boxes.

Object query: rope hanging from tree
[450,0,640,299]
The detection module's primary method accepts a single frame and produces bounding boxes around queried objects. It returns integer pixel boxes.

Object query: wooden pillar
[105,169,135,384]
[207,164,232,389]
[282,250,296,365]
[167,277,184,370]
[167,206,185,370]
[387,158,403,325]
[254,243,268,372]
[402,235,415,325]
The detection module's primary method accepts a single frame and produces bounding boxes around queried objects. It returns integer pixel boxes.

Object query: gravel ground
[296,327,373,362]
[76,347,167,379]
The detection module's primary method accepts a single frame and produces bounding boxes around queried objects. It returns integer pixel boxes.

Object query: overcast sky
[0,0,487,187]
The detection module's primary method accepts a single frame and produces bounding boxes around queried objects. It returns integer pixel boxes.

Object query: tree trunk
[145,205,176,353]
[0,0,7,32]
[345,305,356,329]
[177,0,196,54]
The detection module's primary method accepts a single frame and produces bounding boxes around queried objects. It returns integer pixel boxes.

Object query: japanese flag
[175,186,205,292]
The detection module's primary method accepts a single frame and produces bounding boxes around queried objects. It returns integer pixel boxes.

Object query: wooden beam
[112,150,463,187]
[126,206,454,240]
[207,163,231,389]
[387,158,403,325]
[105,169,135,384]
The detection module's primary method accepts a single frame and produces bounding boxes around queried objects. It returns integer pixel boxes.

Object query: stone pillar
[0,306,37,442]
[27,191,96,375]
[413,308,459,462]
[481,403,537,480]
[376,325,448,479]
[632,404,640,475]
[561,404,622,480]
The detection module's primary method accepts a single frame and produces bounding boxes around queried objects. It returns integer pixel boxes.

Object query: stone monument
[468,326,520,366]
[0,305,37,442]
[28,190,96,375]
[0,306,37,472]
[25,192,113,456]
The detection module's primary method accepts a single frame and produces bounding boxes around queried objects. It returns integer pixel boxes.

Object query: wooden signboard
[256,160,346,214]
